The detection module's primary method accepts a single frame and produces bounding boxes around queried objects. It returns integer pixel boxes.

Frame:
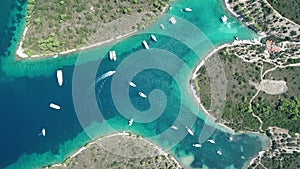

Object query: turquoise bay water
[0,0,268,168]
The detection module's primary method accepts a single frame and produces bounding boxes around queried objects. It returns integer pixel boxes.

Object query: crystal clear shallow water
[0,0,268,168]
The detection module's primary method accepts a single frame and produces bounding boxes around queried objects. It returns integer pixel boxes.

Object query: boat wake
[95,71,116,83]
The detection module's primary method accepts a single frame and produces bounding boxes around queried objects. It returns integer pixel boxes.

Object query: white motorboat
[160,24,165,29]
[109,50,117,61]
[150,34,157,42]
[56,69,63,86]
[228,136,233,141]
[49,103,61,110]
[128,118,133,126]
[207,139,215,144]
[217,150,222,155]
[186,126,194,136]
[128,81,136,87]
[192,143,201,148]
[170,125,178,130]
[39,128,46,136]
[142,40,149,49]
[221,15,228,23]
[183,7,192,12]
[169,16,177,24]
[138,92,147,98]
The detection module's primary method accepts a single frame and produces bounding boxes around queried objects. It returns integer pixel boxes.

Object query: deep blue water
[0,0,269,168]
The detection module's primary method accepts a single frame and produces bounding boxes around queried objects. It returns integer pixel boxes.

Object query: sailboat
[207,139,215,144]
[150,34,157,42]
[49,103,61,110]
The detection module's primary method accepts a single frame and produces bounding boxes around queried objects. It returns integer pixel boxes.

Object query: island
[192,0,300,168]
[44,132,182,169]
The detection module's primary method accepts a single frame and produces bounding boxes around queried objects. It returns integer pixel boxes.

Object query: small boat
[217,150,222,155]
[169,16,177,24]
[234,35,239,41]
[138,92,147,98]
[170,125,178,130]
[160,24,165,29]
[192,143,202,148]
[207,139,215,144]
[169,5,172,10]
[109,50,117,61]
[128,81,136,87]
[186,126,194,136]
[49,103,61,110]
[228,136,233,141]
[221,15,228,23]
[128,118,133,126]
[39,128,46,136]
[183,7,192,12]
[150,34,157,42]
[56,70,63,86]
[142,40,149,49]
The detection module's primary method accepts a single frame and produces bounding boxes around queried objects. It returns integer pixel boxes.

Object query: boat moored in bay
[142,40,149,49]
[150,34,157,42]
[56,70,63,86]
[186,126,194,136]
[138,92,147,98]
[109,50,117,61]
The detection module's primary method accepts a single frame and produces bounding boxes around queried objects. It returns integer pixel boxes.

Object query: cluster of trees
[252,96,300,133]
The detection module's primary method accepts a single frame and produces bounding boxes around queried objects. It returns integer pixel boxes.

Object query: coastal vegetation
[227,0,300,42]
[46,133,182,169]
[23,0,170,57]
[267,0,300,25]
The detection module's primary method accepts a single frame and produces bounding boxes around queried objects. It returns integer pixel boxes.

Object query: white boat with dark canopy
[138,92,147,98]
[142,40,149,49]
[128,81,136,87]
[186,126,194,136]
[150,34,157,42]
[56,70,63,86]
[109,50,117,61]
[49,103,61,110]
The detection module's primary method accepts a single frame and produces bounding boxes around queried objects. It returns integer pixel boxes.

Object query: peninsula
[44,132,182,169]
[17,0,170,58]
[192,0,300,168]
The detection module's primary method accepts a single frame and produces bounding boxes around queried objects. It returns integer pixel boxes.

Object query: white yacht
[128,118,134,126]
[109,50,117,61]
[49,103,61,110]
[142,40,149,49]
[169,16,177,24]
[192,143,201,148]
[183,7,192,12]
[56,69,63,86]
[207,139,215,144]
[217,150,222,155]
[221,15,228,23]
[128,81,136,87]
[170,125,178,130]
[160,24,165,29]
[150,34,157,42]
[138,92,147,98]
[186,126,194,136]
